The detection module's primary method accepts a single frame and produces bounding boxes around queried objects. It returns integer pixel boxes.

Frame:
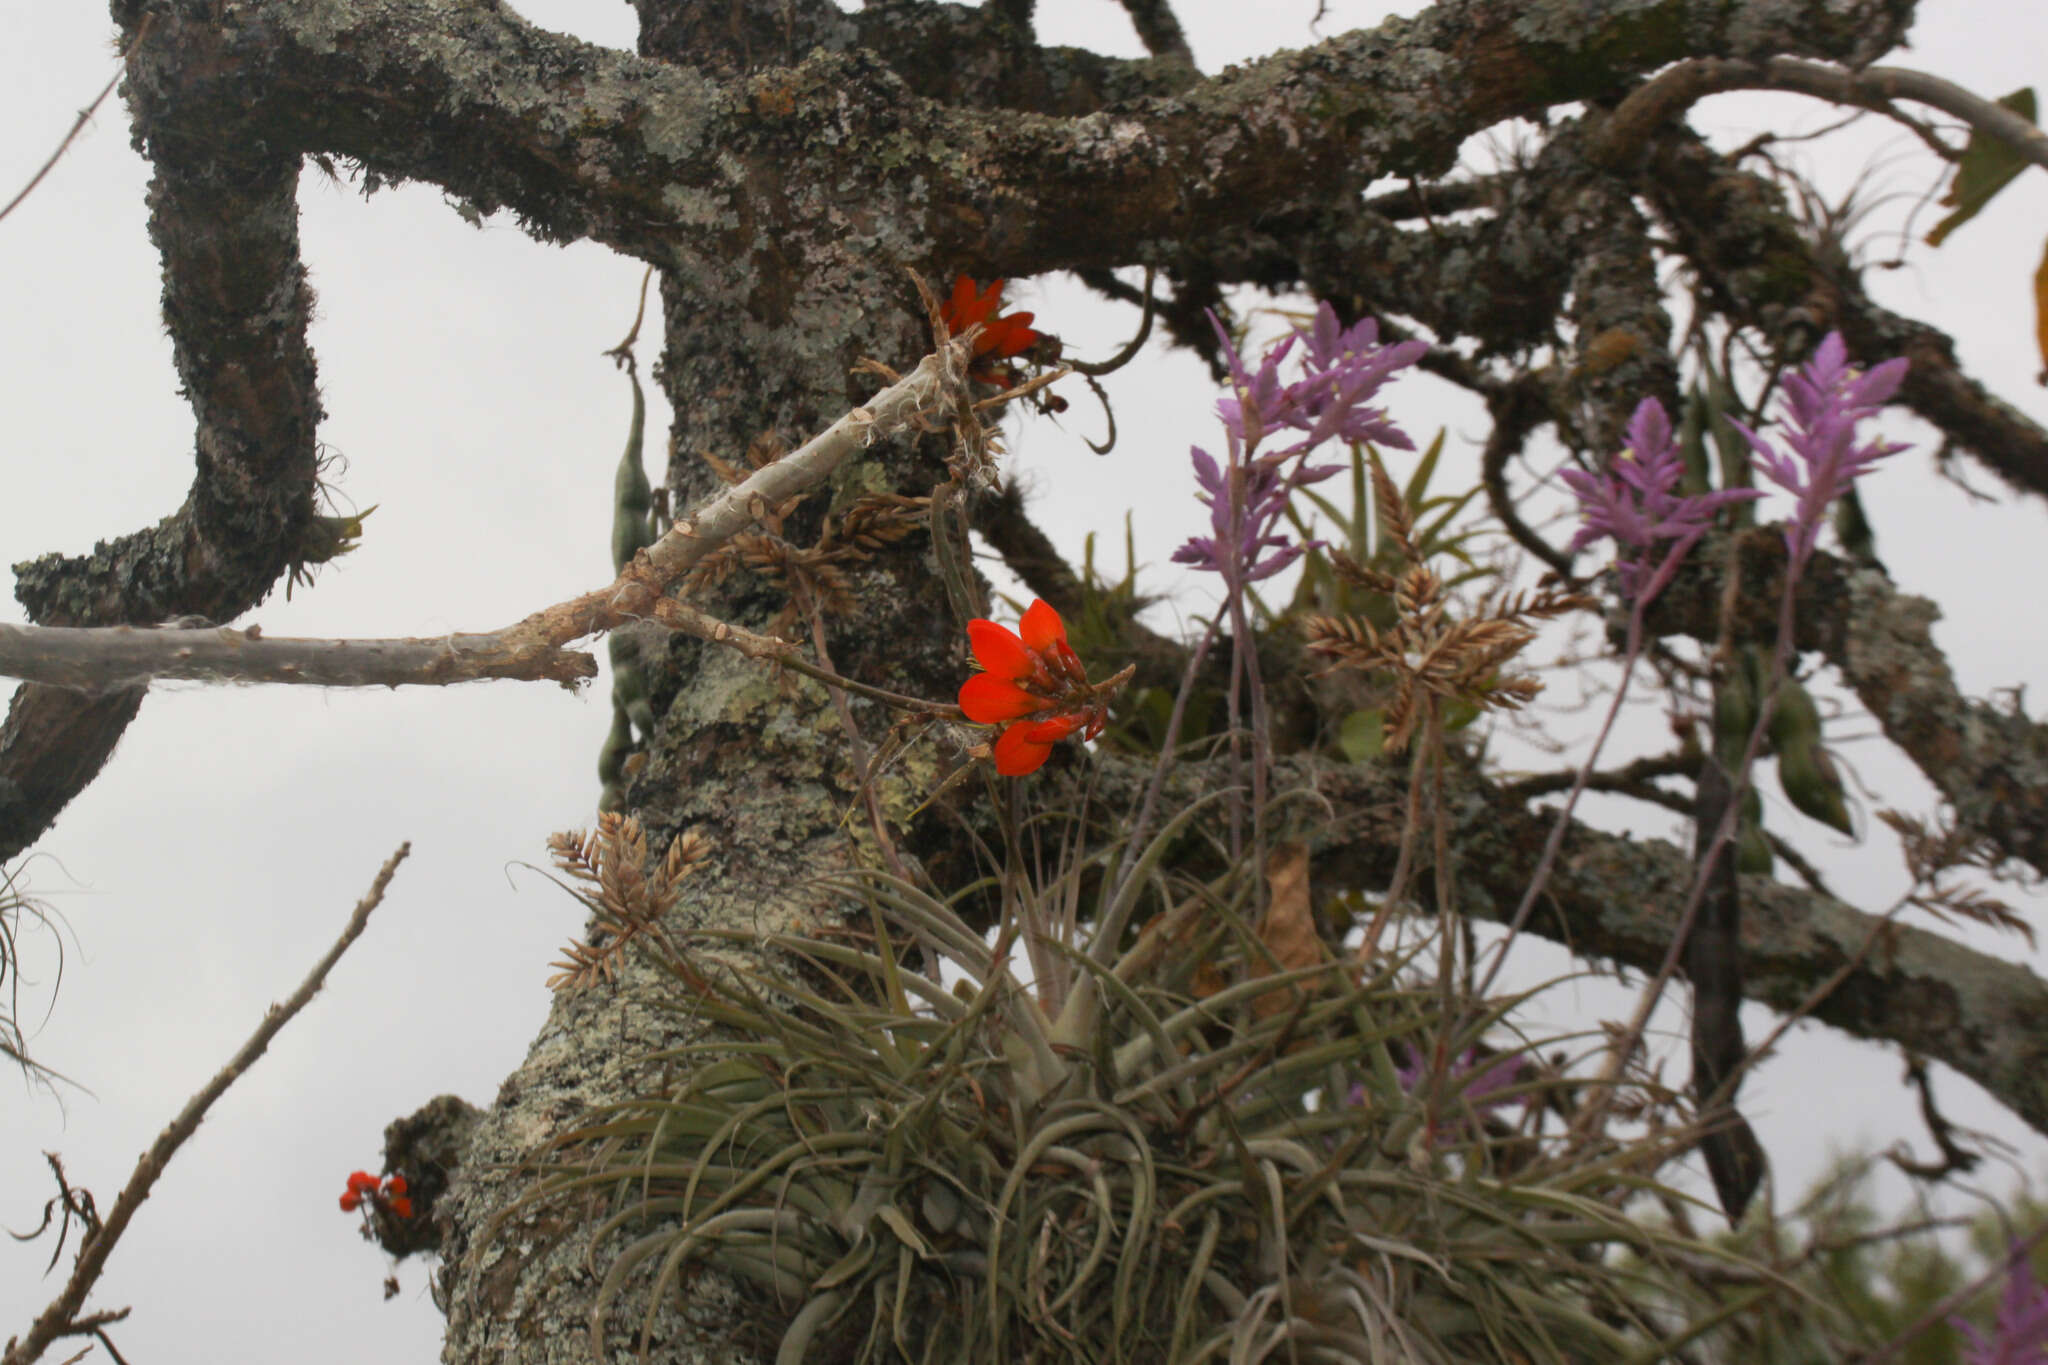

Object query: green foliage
[513,804,1818,1365]
[1629,1155,2048,1365]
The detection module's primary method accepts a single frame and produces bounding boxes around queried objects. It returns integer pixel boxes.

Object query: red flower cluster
[939,276,1040,386]
[958,600,1107,776]
[339,1170,413,1219]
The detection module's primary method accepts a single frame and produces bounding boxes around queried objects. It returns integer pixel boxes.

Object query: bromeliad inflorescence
[958,599,1131,776]
[938,276,1044,388]
[338,1169,412,1221]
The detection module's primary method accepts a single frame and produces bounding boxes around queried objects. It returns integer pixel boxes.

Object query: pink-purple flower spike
[1559,397,1761,606]
[1175,302,1426,584]
[1732,332,1910,568]
[1955,1242,2048,1365]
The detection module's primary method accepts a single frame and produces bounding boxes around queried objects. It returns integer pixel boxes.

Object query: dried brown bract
[545,814,712,990]
[1876,808,2033,946]
[682,430,930,637]
[1302,456,1590,753]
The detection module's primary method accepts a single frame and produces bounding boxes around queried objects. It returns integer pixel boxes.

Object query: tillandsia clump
[515,810,1768,1365]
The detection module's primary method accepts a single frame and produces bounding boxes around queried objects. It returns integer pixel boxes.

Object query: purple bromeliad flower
[1559,397,1761,607]
[1174,303,1427,585]
[1561,335,1907,606]
[1730,331,1910,569]
[1346,1045,1529,1135]
[1955,1242,2048,1365]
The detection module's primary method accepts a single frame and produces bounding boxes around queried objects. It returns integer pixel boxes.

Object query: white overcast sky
[4,2,2048,1361]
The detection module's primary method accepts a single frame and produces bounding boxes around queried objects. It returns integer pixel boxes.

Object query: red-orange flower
[959,600,1107,776]
[939,275,1041,385]
[338,1169,414,1219]
[339,1170,379,1214]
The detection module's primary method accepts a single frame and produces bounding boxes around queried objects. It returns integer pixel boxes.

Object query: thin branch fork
[1,844,410,1365]
[1596,57,2048,173]
[0,336,985,697]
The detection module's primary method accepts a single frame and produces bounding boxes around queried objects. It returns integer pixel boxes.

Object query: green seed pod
[1834,484,1877,563]
[1736,824,1775,876]
[1778,737,1854,835]
[610,635,656,737]
[1765,675,1823,755]
[1678,382,1712,496]
[1733,785,1773,874]
[1712,658,1757,771]
[1705,368,1757,526]
[598,704,632,787]
[611,371,653,574]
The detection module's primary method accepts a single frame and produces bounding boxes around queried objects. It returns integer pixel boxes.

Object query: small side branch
[1598,58,2048,175]
[1,844,410,1365]
[1114,0,1195,67]
[0,336,988,698]
[0,624,594,693]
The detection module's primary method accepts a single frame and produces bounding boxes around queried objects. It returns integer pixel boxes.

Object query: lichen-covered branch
[1199,755,2048,1135]
[111,0,1917,273]
[2,124,324,860]
[1635,133,2048,500]
[1646,528,2048,880]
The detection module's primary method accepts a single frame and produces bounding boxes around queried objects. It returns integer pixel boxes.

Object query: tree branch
[1636,132,2048,501]
[1596,58,2048,176]
[1647,527,2048,880]
[1,843,410,1365]
[0,623,595,693]
[1264,754,2048,1134]
[1113,0,1196,68]
[0,338,998,705]
[116,0,1919,272]
[3,42,327,860]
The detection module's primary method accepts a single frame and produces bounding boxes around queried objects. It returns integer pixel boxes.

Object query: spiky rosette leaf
[507,835,1793,1365]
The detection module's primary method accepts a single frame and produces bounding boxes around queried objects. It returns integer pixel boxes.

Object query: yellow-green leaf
[2036,234,2048,384]
[1338,708,1385,763]
[1926,87,2037,247]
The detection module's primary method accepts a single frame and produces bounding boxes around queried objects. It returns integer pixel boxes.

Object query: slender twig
[1597,57,2048,175]
[0,17,155,229]
[1471,604,1648,1001]
[2,844,410,1365]
[0,335,999,702]
[1502,747,1694,800]
[1067,267,1158,377]
[1850,1222,2048,1365]
[0,622,595,692]
[1578,561,1805,1137]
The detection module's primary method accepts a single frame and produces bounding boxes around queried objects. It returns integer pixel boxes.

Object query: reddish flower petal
[1023,713,1087,743]
[1018,600,1067,654]
[388,1196,414,1219]
[966,619,1033,678]
[945,274,978,321]
[979,312,1039,359]
[340,1192,361,1213]
[992,713,1087,776]
[943,276,1007,332]
[993,722,1056,776]
[384,1175,408,1197]
[960,672,1041,723]
[347,1171,380,1194]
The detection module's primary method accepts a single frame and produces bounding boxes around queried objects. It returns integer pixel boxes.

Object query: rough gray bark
[30,0,2048,1359]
